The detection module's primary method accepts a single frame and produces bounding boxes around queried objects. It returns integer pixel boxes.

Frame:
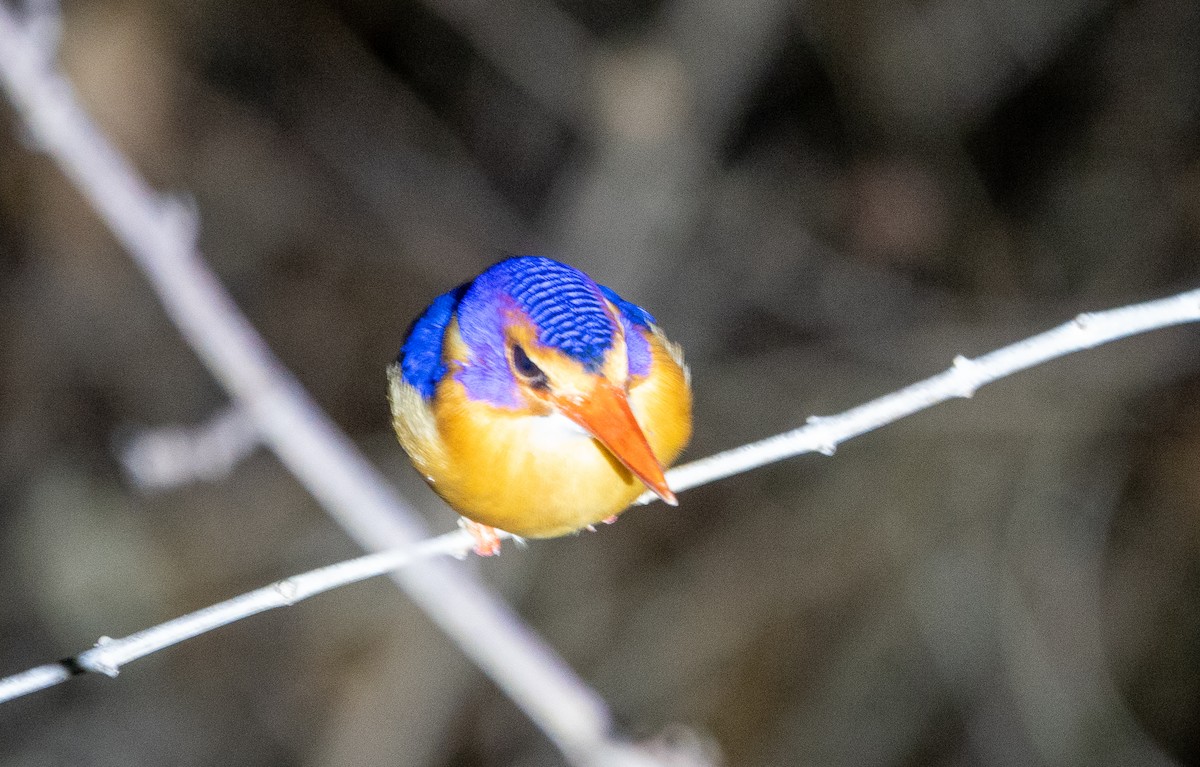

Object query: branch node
[950,355,980,398]
[274,579,299,605]
[804,416,839,455]
[81,637,120,678]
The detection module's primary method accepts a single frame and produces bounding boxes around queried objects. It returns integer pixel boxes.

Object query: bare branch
[0,529,485,702]
[641,289,1200,503]
[3,278,1195,743]
[0,5,659,765]
[118,405,260,490]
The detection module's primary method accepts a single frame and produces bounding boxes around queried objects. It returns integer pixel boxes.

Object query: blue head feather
[476,257,615,369]
[399,256,657,406]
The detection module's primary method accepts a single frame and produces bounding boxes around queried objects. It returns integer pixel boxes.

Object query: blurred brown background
[1,0,1200,765]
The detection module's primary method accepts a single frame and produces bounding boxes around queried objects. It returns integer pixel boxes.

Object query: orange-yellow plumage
[387,256,691,542]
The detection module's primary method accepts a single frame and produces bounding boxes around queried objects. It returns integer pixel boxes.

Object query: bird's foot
[459,519,503,556]
[585,515,621,533]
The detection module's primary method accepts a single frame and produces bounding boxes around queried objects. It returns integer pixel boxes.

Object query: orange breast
[423,329,691,538]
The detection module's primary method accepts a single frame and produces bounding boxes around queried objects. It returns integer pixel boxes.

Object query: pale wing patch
[387,363,445,477]
[628,325,693,466]
[650,323,690,387]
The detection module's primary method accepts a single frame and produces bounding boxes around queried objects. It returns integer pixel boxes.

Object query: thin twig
[0,6,649,766]
[118,405,260,490]
[637,290,1200,503]
[0,529,485,702]
[4,286,1197,712]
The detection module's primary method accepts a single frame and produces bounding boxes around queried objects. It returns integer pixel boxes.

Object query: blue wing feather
[600,284,656,378]
[399,284,466,399]
[599,285,655,328]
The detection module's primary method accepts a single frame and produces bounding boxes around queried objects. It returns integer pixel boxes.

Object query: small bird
[387,256,692,554]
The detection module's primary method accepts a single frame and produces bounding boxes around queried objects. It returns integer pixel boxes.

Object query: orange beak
[552,381,677,505]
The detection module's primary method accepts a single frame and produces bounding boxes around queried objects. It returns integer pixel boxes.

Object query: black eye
[511,344,549,390]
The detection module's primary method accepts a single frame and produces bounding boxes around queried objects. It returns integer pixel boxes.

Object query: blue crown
[494,256,615,368]
[398,257,655,402]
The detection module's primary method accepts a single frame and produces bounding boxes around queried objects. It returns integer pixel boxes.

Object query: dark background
[1,0,1199,765]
